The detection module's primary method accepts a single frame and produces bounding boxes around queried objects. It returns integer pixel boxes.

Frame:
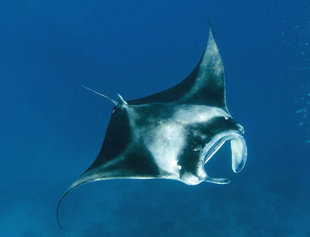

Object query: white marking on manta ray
[172,105,230,124]
[126,104,230,177]
[125,105,184,176]
[144,122,185,175]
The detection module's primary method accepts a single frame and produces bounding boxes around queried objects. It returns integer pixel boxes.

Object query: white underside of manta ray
[56,26,247,228]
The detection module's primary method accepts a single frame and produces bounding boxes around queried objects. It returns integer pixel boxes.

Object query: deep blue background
[1,0,309,236]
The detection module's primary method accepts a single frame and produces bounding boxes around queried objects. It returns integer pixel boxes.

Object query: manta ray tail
[81,84,118,105]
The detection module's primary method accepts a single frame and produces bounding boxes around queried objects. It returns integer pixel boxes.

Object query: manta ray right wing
[129,27,227,111]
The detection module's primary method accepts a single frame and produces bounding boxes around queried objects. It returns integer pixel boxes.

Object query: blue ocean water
[1,0,309,236]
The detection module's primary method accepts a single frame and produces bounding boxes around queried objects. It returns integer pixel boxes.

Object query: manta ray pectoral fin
[56,145,163,229]
[56,176,92,229]
[127,26,226,109]
[56,169,122,229]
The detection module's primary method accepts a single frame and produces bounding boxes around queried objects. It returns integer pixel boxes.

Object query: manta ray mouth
[203,131,247,183]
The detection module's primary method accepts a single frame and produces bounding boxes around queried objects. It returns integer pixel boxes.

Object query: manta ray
[56,26,247,228]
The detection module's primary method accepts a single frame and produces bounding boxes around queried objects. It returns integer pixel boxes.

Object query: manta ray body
[57,27,247,228]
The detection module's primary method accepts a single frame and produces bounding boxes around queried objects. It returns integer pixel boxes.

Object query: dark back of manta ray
[86,107,160,176]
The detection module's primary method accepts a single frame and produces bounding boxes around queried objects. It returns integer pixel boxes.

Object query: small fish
[295,108,306,114]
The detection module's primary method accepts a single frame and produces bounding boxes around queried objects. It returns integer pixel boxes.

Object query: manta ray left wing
[57,27,247,228]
